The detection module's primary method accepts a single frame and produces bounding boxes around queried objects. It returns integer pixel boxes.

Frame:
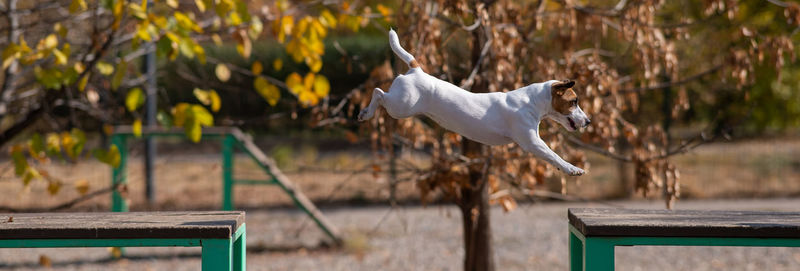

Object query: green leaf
[93,145,121,168]
[69,0,87,13]
[125,87,145,112]
[28,133,46,160]
[11,145,28,176]
[156,110,173,128]
[70,128,86,159]
[111,60,127,90]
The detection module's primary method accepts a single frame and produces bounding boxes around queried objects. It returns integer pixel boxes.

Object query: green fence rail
[110,126,342,244]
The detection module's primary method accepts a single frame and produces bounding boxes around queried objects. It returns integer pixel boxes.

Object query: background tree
[350,0,798,270]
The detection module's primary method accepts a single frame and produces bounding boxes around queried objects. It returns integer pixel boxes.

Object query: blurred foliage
[0,0,391,196]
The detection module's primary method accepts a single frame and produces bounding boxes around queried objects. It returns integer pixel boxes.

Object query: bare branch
[0,182,121,213]
[618,64,723,94]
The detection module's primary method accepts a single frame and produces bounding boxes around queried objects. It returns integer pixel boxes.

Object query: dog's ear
[551,80,575,95]
[552,80,575,89]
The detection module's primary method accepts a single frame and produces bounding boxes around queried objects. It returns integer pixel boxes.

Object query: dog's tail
[389,29,420,69]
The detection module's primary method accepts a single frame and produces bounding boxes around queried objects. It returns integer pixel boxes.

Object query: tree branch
[617,64,723,94]
[0,182,121,213]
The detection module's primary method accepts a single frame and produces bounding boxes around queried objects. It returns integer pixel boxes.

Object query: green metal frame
[109,133,279,212]
[0,224,246,270]
[569,224,800,271]
[108,129,339,243]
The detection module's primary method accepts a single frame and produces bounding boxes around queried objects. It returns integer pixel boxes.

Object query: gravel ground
[3,198,800,270]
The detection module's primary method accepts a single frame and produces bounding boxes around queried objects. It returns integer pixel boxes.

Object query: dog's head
[547,80,591,132]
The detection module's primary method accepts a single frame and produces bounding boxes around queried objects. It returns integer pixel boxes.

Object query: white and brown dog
[359,30,590,176]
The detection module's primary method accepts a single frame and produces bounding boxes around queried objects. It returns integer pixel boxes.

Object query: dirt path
[2,198,800,270]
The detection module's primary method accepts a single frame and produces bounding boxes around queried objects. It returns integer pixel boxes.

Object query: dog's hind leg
[358,88,386,121]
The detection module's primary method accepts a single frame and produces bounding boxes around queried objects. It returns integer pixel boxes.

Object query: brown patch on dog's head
[551,80,578,115]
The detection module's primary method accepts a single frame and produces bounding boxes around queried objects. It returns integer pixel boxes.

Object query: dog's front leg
[515,130,585,176]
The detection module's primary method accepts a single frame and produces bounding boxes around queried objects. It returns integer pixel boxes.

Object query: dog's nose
[585,119,591,126]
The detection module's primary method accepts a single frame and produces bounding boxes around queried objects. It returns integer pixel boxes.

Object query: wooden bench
[569,208,800,271]
[0,211,245,270]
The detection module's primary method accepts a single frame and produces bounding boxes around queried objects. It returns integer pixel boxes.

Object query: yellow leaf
[193,43,206,64]
[377,4,392,18]
[132,119,142,138]
[298,90,319,107]
[78,75,89,92]
[172,103,190,126]
[39,255,52,267]
[272,58,283,71]
[54,23,68,38]
[229,11,242,26]
[193,88,221,112]
[174,11,202,33]
[69,0,87,13]
[74,179,90,196]
[109,247,122,259]
[211,34,222,45]
[194,0,206,12]
[303,73,315,90]
[52,48,67,66]
[251,61,263,75]
[125,87,144,112]
[209,90,221,112]
[166,0,179,8]
[319,9,337,28]
[235,33,252,58]
[215,63,231,82]
[194,88,211,105]
[112,0,123,30]
[43,34,58,50]
[313,74,330,98]
[96,61,114,75]
[285,72,304,95]
[306,55,322,72]
[47,180,62,195]
[254,76,280,106]
[276,15,294,43]
[103,124,114,135]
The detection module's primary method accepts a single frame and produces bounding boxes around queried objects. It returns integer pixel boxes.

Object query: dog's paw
[563,165,585,176]
[357,109,371,122]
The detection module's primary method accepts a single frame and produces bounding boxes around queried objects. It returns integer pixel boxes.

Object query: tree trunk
[459,139,494,271]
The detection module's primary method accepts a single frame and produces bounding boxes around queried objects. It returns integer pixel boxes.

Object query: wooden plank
[569,208,800,238]
[0,211,244,240]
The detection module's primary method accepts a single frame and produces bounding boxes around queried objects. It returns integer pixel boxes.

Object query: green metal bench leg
[570,231,584,271]
[202,238,233,270]
[111,134,128,212]
[222,135,235,211]
[584,238,614,271]
[233,224,246,271]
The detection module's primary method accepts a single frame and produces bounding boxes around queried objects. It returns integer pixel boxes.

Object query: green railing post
[222,135,235,211]
[111,134,128,212]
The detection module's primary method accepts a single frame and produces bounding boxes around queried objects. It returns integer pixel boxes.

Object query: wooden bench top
[569,208,800,238]
[0,211,244,240]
